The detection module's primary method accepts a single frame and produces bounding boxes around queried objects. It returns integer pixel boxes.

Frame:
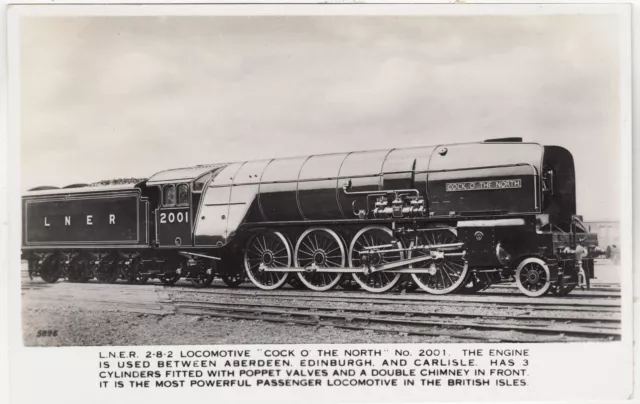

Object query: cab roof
[145,163,228,186]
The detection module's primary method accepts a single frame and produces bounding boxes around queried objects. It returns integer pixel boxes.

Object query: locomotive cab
[145,165,225,248]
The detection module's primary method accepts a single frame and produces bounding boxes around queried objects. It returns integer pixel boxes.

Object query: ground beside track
[20,260,623,346]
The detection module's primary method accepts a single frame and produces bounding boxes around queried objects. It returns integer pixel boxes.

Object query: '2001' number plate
[159,211,189,224]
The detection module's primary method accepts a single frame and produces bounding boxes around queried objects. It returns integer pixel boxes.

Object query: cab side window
[163,185,176,206]
[177,184,189,206]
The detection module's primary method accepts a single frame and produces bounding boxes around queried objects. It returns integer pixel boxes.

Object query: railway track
[20,275,622,343]
[173,300,620,343]
[170,298,621,325]
[172,288,622,312]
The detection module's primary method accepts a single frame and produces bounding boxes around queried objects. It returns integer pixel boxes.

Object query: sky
[19,14,622,221]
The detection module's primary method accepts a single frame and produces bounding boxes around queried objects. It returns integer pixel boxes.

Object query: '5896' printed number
[36,330,58,337]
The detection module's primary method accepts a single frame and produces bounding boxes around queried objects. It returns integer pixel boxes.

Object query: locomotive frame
[21,138,601,297]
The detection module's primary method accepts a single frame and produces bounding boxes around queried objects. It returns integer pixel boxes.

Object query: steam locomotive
[21,138,600,297]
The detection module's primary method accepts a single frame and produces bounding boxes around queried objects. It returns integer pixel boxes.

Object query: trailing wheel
[244,231,291,290]
[39,253,62,284]
[409,229,469,295]
[349,226,403,293]
[515,257,551,297]
[295,228,345,291]
[159,260,181,286]
[190,267,214,288]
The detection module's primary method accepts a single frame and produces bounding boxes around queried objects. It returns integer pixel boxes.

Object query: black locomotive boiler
[21,138,600,297]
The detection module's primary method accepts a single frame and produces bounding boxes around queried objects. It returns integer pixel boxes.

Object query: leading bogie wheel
[349,226,403,293]
[244,231,291,290]
[295,227,345,291]
[409,229,469,295]
[515,257,551,297]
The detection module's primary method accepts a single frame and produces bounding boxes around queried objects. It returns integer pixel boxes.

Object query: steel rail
[170,299,621,325]
[173,288,621,309]
[175,303,619,341]
[176,307,514,342]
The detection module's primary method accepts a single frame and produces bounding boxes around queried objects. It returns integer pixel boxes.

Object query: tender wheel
[125,258,148,284]
[410,229,469,295]
[221,273,244,288]
[39,254,62,283]
[244,231,291,290]
[295,228,345,291]
[516,257,551,297]
[95,256,119,284]
[132,275,149,285]
[349,226,403,293]
[67,254,91,283]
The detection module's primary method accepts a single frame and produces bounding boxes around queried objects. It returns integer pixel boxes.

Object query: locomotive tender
[21,138,599,297]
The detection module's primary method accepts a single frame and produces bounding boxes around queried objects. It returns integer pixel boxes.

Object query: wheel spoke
[441,264,454,287]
